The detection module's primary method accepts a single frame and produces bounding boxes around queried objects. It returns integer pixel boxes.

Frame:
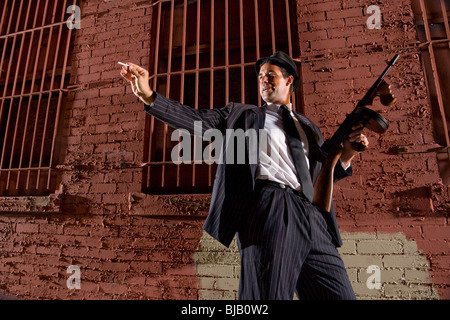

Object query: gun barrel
[356,54,400,109]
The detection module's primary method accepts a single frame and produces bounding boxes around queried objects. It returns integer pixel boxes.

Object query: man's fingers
[120,70,133,82]
[348,128,363,140]
[351,123,363,130]
[126,62,147,77]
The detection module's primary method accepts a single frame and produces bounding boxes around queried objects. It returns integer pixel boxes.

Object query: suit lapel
[244,105,266,189]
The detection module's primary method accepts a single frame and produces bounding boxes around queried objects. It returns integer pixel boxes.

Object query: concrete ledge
[0,193,62,213]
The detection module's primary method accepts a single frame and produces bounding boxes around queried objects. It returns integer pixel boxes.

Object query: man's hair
[259,60,294,94]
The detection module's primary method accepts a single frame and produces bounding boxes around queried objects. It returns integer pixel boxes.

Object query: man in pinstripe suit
[120,52,367,300]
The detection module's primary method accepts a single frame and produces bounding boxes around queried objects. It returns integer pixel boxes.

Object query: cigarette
[118,62,130,68]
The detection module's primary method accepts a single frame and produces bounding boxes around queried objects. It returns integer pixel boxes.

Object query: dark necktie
[280,105,314,202]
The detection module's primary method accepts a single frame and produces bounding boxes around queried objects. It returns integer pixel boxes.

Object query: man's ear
[286,75,294,92]
[286,75,294,87]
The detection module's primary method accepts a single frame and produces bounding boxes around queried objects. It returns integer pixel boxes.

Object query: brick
[306,1,341,13]
[357,240,403,254]
[405,269,433,284]
[431,256,450,269]
[350,282,383,298]
[383,255,429,268]
[198,289,236,300]
[309,19,345,31]
[63,226,90,236]
[193,251,240,265]
[310,37,346,51]
[326,7,363,20]
[89,183,117,194]
[99,86,124,97]
[196,264,234,278]
[338,240,356,254]
[342,255,382,268]
[214,277,239,292]
[384,284,438,299]
[422,226,450,240]
[16,223,39,233]
[416,240,450,255]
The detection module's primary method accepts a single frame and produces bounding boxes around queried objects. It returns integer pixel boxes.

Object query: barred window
[0,0,76,196]
[143,0,301,194]
[412,0,450,182]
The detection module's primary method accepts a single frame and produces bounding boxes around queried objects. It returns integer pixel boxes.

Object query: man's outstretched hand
[120,62,155,105]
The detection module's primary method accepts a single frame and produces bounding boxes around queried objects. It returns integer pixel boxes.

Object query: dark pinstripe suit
[145,92,355,300]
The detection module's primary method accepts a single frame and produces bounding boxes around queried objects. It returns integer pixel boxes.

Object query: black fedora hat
[255,51,300,91]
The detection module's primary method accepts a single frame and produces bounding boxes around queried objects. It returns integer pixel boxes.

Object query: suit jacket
[145,93,352,248]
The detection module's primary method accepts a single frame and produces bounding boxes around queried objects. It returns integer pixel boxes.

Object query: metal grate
[412,0,450,183]
[0,0,76,196]
[143,0,301,194]
[413,0,450,146]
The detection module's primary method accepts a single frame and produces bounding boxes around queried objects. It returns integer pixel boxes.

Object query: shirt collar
[266,103,292,113]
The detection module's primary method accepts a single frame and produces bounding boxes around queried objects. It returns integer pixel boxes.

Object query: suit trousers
[236,181,356,300]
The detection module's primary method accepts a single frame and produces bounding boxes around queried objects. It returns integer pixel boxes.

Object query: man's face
[258,63,293,105]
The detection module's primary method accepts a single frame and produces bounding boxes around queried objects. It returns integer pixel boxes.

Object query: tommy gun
[313,54,399,212]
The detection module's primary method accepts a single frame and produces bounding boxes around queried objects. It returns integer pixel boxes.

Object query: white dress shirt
[256,103,349,192]
[256,103,309,191]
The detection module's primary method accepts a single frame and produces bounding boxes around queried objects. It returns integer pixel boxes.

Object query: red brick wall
[297,0,449,299]
[0,0,448,300]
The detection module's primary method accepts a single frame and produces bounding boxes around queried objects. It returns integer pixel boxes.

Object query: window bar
[0,0,8,36]
[440,0,450,52]
[25,0,51,189]
[419,0,450,146]
[46,0,73,190]
[10,0,26,96]
[26,92,44,190]
[0,0,12,158]
[239,0,245,104]
[208,0,215,186]
[35,0,60,190]
[269,0,276,52]
[161,0,175,188]
[285,0,293,57]
[254,0,261,107]
[16,0,44,187]
[438,0,450,159]
[176,0,188,188]
[0,0,11,81]
[5,0,29,190]
[146,0,162,189]
[192,0,201,187]
[225,0,229,104]
[0,1,19,179]
[284,0,297,111]
[18,0,40,96]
